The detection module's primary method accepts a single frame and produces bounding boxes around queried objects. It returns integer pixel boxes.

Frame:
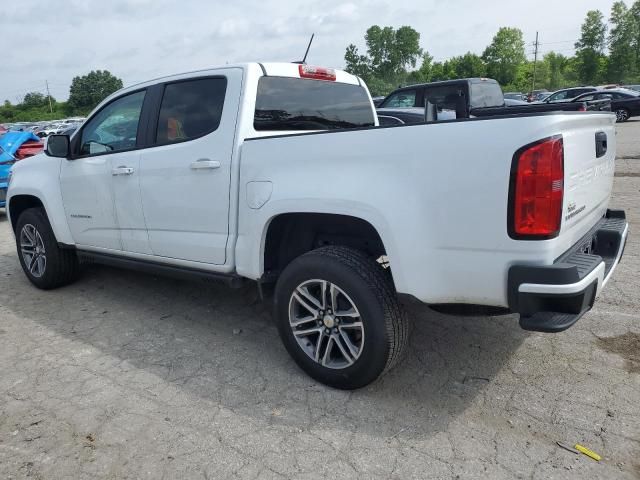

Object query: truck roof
[111,62,361,102]
[392,77,499,92]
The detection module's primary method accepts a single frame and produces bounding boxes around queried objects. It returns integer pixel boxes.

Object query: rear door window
[254,77,375,131]
[156,78,227,144]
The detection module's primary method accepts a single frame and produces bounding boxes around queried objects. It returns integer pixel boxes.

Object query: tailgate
[560,113,616,252]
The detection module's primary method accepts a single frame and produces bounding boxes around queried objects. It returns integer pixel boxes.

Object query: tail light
[578,104,587,112]
[508,136,564,239]
[298,64,336,81]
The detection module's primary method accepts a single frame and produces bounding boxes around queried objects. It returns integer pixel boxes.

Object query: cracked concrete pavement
[1,121,639,479]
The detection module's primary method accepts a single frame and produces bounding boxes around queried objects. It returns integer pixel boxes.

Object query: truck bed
[239,110,617,307]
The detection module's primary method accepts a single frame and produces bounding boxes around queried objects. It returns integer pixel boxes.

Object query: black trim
[258,63,267,76]
[244,110,614,142]
[507,135,564,241]
[140,84,164,148]
[77,250,244,287]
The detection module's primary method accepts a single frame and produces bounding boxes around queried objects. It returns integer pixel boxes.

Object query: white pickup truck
[7,63,628,389]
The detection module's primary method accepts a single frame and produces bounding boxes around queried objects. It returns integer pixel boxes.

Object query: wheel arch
[261,212,394,284]
[8,194,46,233]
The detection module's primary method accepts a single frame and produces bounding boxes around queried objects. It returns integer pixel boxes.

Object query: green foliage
[344,25,423,95]
[631,1,640,72]
[608,2,636,82]
[482,27,526,86]
[345,4,640,98]
[67,70,123,115]
[575,10,608,84]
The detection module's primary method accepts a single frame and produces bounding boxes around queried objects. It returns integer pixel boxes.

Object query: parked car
[526,89,548,102]
[504,98,529,106]
[504,92,527,101]
[0,131,43,208]
[371,96,385,107]
[37,123,68,138]
[538,87,597,103]
[378,79,600,125]
[7,62,627,389]
[376,107,456,125]
[572,89,640,122]
[378,78,506,119]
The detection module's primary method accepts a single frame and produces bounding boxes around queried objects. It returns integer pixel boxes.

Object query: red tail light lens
[509,136,564,239]
[298,65,336,81]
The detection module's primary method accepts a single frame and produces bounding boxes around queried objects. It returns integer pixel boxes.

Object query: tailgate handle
[595,132,607,158]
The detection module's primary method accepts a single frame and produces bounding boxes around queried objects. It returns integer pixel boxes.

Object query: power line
[531,32,540,93]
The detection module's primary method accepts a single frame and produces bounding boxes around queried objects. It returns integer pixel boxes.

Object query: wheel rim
[20,224,47,278]
[288,279,365,370]
[616,109,629,121]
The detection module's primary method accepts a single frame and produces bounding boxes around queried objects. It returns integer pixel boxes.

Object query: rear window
[469,81,504,108]
[254,77,375,131]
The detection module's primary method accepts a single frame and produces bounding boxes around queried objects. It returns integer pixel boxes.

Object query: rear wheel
[274,246,409,389]
[16,208,79,289]
[615,108,630,122]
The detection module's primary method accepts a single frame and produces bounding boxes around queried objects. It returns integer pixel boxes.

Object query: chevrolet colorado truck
[6,63,628,389]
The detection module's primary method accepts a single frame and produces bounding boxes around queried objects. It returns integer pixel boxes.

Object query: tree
[482,27,526,86]
[344,26,422,95]
[67,70,123,114]
[574,10,607,84]
[451,52,486,78]
[544,52,570,90]
[22,92,48,109]
[629,0,640,78]
[608,2,636,83]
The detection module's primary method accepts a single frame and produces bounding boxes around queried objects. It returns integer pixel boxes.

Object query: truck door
[138,69,242,265]
[60,90,147,251]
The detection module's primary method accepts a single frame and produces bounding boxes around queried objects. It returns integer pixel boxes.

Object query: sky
[2,0,619,102]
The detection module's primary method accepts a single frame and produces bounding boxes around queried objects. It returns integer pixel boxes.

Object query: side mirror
[45,135,70,158]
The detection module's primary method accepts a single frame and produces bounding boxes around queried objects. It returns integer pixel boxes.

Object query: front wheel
[16,208,79,289]
[615,108,630,122]
[274,246,409,389]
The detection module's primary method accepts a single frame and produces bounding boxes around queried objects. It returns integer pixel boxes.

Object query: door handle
[595,132,607,158]
[112,166,134,176]
[190,159,221,170]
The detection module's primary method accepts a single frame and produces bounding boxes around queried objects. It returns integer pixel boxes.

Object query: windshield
[254,77,375,131]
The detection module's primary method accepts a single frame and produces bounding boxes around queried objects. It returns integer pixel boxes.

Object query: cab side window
[156,78,227,145]
[79,91,146,156]
[384,90,417,108]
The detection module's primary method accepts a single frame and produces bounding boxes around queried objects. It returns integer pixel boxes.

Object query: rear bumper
[508,209,628,332]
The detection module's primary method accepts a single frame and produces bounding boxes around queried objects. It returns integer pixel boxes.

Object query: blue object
[0,131,40,207]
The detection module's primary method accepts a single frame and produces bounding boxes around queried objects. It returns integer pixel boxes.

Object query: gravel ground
[0,121,639,479]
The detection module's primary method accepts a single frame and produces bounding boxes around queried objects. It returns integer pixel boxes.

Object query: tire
[15,208,79,289]
[274,246,410,389]
[615,108,630,122]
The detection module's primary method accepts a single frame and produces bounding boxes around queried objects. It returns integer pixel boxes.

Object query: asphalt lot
[1,121,639,479]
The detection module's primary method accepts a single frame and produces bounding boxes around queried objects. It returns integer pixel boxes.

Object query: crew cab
[7,63,628,389]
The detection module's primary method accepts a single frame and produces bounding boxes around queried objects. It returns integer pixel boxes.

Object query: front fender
[7,155,74,245]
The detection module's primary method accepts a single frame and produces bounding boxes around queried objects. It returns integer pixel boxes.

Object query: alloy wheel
[20,224,47,278]
[288,279,365,369]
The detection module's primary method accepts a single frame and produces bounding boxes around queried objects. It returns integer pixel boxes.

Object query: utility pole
[45,80,53,114]
[531,32,539,94]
